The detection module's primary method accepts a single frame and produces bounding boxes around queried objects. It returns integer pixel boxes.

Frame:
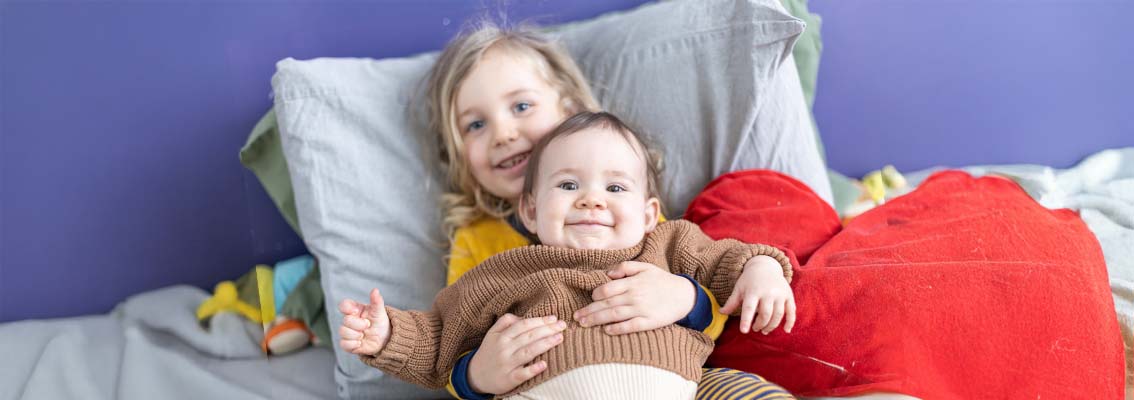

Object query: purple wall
[809,1,1134,176]
[2,0,1132,322]
[0,1,652,322]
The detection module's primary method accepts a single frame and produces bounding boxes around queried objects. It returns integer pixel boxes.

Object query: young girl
[340,22,795,399]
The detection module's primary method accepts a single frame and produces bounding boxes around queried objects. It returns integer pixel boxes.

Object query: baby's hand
[720,256,796,335]
[468,314,566,395]
[337,288,391,356]
[575,261,696,335]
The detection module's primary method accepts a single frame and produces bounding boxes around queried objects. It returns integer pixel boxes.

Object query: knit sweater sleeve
[358,278,486,390]
[665,220,793,307]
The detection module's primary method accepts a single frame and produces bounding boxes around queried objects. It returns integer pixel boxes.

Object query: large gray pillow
[557,0,831,213]
[273,0,828,398]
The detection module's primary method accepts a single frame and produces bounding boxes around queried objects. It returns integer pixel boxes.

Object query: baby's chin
[550,235,636,251]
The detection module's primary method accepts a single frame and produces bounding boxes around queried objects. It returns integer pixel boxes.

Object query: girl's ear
[561,97,579,115]
[643,197,661,233]
[519,193,539,234]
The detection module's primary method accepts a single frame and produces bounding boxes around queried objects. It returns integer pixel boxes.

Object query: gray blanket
[0,285,337,400]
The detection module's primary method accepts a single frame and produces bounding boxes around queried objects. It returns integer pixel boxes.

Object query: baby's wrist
[744,255,780,270]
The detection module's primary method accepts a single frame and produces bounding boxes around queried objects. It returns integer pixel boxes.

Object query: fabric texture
[896,147,1134,390]
[361,220,791,395]
[779,0,825,160]
[0,285,339,400]
[274,255,315,314]
[502,363,697,400]
[557,0,831,213]
[274,53,450,400]
[447,217,531,286]
[271,1,828,397]
[689,169,1125,399]
[239,108,302,235]
[277,262,330,347]
[697,368,797,400]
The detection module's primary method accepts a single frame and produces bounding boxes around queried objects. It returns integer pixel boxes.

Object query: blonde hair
[427,21,601,239]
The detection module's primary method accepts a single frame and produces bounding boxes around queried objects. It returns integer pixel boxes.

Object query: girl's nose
[491,121,519,147]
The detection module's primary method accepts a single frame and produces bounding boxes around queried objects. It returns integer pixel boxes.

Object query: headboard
[2,0,1131,321]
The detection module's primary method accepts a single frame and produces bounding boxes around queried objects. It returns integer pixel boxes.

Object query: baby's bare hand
[337,289,391,356]
[575,261,695,335]
[720,256,796,335]
[467,314,566,395]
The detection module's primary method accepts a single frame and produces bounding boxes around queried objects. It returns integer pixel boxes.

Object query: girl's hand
[467,314,567,395]
[574,261,696,335]
[720,255,796,335]
[337,288,391,356]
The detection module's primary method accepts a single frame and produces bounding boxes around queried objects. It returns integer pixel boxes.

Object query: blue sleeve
[450,348,492,400]
[675,274,713,331]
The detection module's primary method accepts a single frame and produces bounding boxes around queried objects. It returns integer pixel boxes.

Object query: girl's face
[455,47,570,204]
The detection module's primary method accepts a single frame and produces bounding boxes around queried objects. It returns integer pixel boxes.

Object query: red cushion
[688,170,1125,399]
[685,169,840,265]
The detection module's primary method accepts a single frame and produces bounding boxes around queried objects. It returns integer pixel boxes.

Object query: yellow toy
[196,257,325,355]
[196,265,276,330]
[842,165,908,225]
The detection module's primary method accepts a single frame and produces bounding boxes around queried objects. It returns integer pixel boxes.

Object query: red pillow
[688,170,1125,399]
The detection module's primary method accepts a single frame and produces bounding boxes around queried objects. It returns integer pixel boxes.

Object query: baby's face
[520,128,660,250]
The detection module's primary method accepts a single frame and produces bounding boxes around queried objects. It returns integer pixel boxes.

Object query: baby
[338,112,796,399]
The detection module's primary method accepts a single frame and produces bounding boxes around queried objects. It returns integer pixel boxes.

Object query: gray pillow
[273,0,828,398]
[557,0,831,213]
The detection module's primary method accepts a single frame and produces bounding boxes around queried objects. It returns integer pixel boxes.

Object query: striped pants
[697,367,795,400]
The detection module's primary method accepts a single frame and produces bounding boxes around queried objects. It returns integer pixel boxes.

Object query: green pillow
[241,0,826,236]
[239,109,302,235]
[781,0,825,159]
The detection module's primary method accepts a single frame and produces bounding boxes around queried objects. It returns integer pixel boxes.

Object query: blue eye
[466,120,485,133]
[607,184,626,193]
[558,181,578,191]
[514,102,531,113]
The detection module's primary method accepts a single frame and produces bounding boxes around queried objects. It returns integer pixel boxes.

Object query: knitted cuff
[359,306,417,374]
[450,349,492,400]
[708,244,793,307]
[675,274,713,331]
[708,247,756,305]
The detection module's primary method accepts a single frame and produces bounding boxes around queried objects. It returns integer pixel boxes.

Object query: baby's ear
[643,197,661,233]
[518,193,539,233]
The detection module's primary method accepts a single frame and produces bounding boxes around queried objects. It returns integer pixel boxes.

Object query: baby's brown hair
[520,111,663,207]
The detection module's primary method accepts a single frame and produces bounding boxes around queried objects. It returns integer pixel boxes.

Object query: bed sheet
[0,286,337,400]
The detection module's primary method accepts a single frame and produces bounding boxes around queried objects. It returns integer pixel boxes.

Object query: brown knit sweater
[360,220,792,395]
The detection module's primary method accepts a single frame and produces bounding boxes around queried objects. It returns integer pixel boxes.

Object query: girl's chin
[483,181,522,203]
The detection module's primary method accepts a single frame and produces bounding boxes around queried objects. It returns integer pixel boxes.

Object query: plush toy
[196,255,328,355]
[841,165,908,224]
[196,265,275,326]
